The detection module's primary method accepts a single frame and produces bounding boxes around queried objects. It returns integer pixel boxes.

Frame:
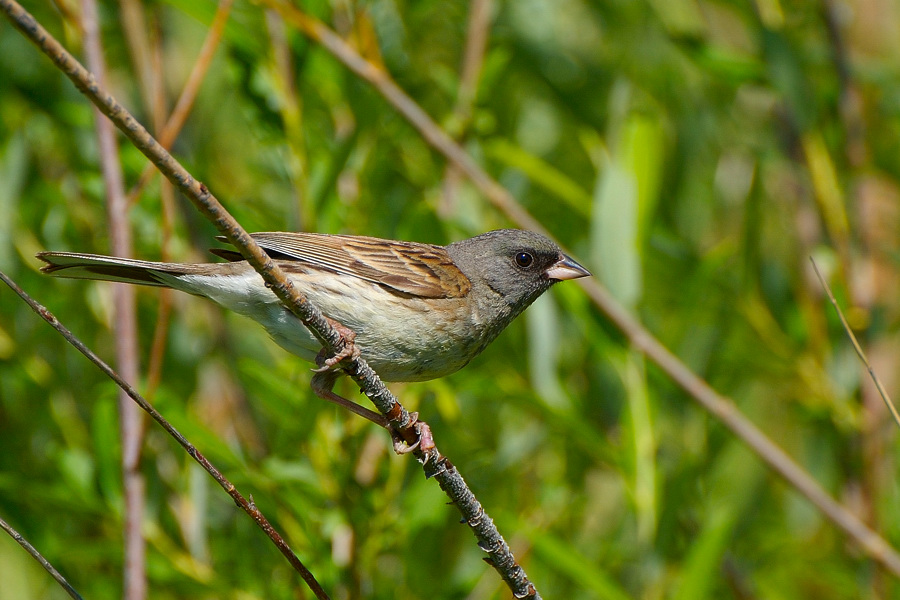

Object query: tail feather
[36,252,197,287]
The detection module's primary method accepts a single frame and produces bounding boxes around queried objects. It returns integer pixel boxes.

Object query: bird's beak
[545,254,591,281]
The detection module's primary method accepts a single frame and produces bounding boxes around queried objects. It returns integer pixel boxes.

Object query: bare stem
[810,258,900,428]
[0,269,331,600]
[0,514,86,600]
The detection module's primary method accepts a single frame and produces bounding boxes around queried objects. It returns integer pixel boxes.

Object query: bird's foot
[313,317,361,372]
[391,412,436,457]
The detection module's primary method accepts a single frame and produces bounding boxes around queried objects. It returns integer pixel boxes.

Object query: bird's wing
[211,232,471,299]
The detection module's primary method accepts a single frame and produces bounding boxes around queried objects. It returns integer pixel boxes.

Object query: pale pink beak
[545,254,591,281]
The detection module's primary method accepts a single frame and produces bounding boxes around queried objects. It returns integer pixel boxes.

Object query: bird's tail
[36,252,201,287]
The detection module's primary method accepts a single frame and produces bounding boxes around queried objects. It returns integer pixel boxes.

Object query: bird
[37,229,590,423]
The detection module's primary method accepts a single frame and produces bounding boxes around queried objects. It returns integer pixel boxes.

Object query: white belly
[170,270,488,382]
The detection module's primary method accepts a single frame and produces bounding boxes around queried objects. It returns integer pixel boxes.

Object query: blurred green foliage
[2,0,900,598]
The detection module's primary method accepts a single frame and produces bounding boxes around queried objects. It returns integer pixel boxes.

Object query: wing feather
[214,232,470,299]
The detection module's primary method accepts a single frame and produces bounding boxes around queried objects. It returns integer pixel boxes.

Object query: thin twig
[810,258,900,428]
[266,1,900,578]
[80,1,146,597]
[0,269,331,600]
[0,2,540,597]
[0,514,86,600]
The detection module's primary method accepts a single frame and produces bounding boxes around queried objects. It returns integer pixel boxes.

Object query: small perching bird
[38,229,590,421]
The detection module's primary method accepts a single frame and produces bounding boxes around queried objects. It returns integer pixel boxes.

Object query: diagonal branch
[0,269,331,600]
[265,0,900,578]
[810,258,900,428]
[0,1,541,597]
[0,514,86,600]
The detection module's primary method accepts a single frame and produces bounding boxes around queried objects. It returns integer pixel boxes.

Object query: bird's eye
[515,252,534,268]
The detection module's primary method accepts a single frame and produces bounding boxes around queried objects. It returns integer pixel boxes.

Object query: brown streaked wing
[217,232,471,299]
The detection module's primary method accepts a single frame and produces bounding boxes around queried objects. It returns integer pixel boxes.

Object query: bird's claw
[313,317,361,372]
[393,435,420,454]
[391,413,436,457]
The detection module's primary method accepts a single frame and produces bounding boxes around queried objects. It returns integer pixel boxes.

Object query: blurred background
[2,0,900,598]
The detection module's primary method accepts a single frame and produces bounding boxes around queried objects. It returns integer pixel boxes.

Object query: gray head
[446,229,590,310]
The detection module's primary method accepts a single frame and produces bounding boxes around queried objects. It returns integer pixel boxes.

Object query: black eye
[515,252,534,268]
